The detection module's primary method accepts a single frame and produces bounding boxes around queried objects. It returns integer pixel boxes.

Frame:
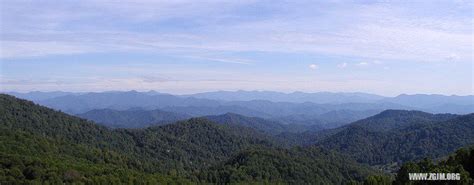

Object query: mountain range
[77,108,191,128]
[0,94,378,184]
[8,91,473,115]
[185,90,386,103]
[285,110,474,167]
[6,91,472,134]
[1,93,473,184]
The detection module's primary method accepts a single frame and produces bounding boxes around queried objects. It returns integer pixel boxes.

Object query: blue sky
[0,0,472,96]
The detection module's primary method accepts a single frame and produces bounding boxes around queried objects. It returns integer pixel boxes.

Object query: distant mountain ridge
[77,108,191,128]
[162,105,273,118]
[6,91,81,101]
[36,91,221,114]
[185,90,385,103]
[7,90,472,113]
[5,91,473,121]
[385,94,474,107]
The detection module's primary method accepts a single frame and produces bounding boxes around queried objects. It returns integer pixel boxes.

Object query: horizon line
[2,90,473,98]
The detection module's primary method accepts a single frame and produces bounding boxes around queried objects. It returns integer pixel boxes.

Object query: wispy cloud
[308,64,318,70]
[356,62,369,66]
[355,60,385,67]
[337,62,347,68]
[1,1,471,63]
[182,55,254,65]
[1,1,472,95]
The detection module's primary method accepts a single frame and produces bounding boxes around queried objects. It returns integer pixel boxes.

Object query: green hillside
[316,110,474,166]
[0,94,378,184]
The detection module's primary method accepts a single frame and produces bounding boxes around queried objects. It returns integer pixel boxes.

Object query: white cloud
[309,64,319,70]
[446,54,460,62]
[337,62,347,68]
[356,62,369,66]
[183,56,254,65]
[354,61,388,67]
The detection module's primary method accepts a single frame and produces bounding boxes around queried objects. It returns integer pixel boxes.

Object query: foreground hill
[394,146,474,184]
[0,94,377,184]
[77,108,191,128]
[201,147,376,184]
[0,94,274,183]
[0,94,183,183]
[315,110,474,166]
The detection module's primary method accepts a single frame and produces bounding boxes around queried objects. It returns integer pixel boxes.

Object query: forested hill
[349,109,458,132]
[202,147,377,184]
[0,94,176,183]
[393,146,474,184]
[0,93,275,167]
[315,110,474,166]
[0,94,378,184]
[204,113,311,135]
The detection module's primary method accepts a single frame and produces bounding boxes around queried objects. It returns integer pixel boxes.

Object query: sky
[0,0,473,96]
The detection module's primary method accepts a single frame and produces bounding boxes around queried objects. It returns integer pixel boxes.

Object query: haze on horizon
[0,1,473,96]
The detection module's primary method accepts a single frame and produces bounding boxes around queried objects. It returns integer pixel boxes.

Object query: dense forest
[315,110,474,166]
[393,147,474,185]
[204,113,312,135]
[272,110,474,171]
[201,147,376,184]
[0,94,381,184]
[1,94,473,184]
